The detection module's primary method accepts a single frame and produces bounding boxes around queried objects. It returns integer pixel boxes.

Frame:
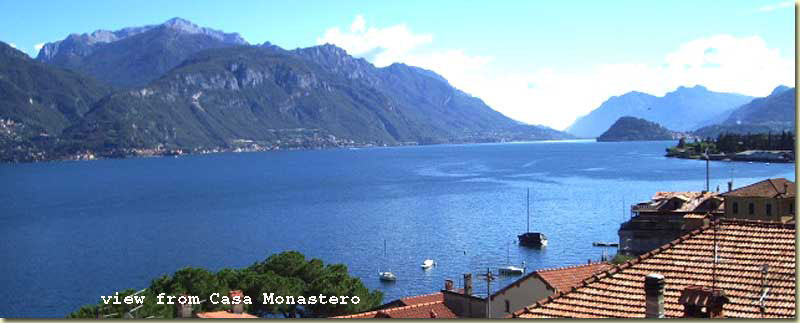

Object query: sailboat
[421,259,436,269]
[518,187,548,247]
[379,239,397,281]
[498,242,525,275]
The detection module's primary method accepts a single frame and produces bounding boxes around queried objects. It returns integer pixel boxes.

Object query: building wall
[442,291,486,318]
[725,196,794,221]
[488,276,553,318]
[618,214,686,255]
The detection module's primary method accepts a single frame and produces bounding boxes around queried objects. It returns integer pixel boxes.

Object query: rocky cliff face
[61,44,571,151]
[36,17,248,88]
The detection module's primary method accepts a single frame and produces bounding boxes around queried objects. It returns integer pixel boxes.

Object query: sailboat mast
[527,188,530,233]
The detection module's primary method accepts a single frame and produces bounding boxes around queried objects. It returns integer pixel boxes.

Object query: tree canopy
[68,251,383,318]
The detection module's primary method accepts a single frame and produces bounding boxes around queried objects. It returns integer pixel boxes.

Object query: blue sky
[0,0,794,129]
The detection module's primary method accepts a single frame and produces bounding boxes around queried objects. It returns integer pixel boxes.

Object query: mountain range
[692,85,796,138]
[566,85,754,138]
[1,18,572,162]
[36,18,248,89]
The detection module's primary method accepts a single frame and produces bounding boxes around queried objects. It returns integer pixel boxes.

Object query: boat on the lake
[499,242,525,275]
[593,242,619,247]
[421,259,436,269]
[379,271,397,281]
[379,240,397,282]
[498,264,525,275]
[519,187,548,247]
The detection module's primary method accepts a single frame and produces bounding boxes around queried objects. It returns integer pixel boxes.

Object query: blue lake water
[0,140,794,317]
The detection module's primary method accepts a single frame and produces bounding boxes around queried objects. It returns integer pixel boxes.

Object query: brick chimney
[463,273,473,296]
[678,285,729,318]
[644,273,665,318]
[444,279,454,291]
[176,294,193,318]
[230,290,244,314]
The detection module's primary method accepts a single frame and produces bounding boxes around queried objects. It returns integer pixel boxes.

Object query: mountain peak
[675,84,708,93]
[770,85,790,96]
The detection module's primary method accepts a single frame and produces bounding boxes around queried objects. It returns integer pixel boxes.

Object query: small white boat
[498,265,525,275]
[421,259,436,269]
[379,240,396,281]
[379,271,397,281]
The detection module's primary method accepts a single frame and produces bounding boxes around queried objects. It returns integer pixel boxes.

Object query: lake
[0,140,794,317]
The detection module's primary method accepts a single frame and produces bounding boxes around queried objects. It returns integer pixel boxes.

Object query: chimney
[678,285,729,318]
[444,279,454,291]
[727,181,733,192]
[229,290,244,314]
[644,273,665,318]
[463,273,473,296]
[176,294,193,318]
[784,182,789,195]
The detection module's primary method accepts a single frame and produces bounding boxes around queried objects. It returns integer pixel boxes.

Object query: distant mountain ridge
[0,18,573,162]
[61,44,570,152]
[566,85,753,137]
[36,17,248,88]
[596,116,675,142]
[693,86,795,138]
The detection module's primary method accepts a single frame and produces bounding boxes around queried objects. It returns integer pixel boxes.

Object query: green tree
[68,251,383,318]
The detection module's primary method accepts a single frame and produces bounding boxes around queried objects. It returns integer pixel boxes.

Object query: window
[732,202,738,214]
[791,203,794,214]
[749,203,754,215]
[766,204,772,216]
[505,300,510,313]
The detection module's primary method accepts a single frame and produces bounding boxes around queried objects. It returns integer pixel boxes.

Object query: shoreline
[664,151,794,164]
[2,138,582,165]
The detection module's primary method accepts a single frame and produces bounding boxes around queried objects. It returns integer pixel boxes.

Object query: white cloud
[350,14,366,33]
[317,17,794,130]
[317,15,433,67]
[755,1,793,12]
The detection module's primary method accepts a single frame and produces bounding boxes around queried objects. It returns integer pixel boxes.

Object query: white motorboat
[379,271,397,281]
[498,265,525,275]
[421,259,436,269]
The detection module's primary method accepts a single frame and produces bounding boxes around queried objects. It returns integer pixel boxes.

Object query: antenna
[712,221,718,290]
[479,268,496,318]
[705,147,710,192]
[759,264,770,315]
[622,197,625,223]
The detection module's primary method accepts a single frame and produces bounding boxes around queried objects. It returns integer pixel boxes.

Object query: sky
[0,0,795,130]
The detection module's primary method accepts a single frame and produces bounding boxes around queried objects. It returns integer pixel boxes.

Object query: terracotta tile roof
[515,219,796,319]
[636,192,723,213]
[535,262,613,293]
[399,291,445,305]
[195,311,259,318]
[488,263,609,300]
[722,178,795,198]
[682,213,709,219]
[333,301,458,319]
